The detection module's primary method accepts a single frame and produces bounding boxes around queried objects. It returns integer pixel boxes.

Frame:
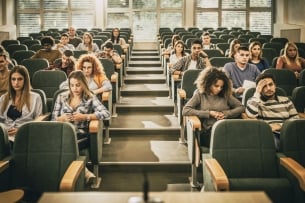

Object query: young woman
[162,34,181,56]
[276,41,305,79]
[108,27,129,51]
[226,39,241,58]
[182,68,244,147]
[60,54,112,96]
[248,41,269,72]
[76,32,99,54]
[0,65,42,143]
[169,40,188,67]
[51,70,111,182]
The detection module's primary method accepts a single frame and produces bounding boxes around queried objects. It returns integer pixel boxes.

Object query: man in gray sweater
[223,46,261,99]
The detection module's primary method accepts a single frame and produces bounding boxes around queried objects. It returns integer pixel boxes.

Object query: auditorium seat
[203,119,296,203]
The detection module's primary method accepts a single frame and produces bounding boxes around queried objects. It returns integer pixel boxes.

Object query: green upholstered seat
[291,86,305,113]
[203,119,295,203]
[0,122,85,201]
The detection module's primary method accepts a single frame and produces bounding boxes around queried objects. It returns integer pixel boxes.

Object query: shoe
[85,168,96,184]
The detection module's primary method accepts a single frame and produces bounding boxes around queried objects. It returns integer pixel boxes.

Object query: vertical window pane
[160,12,182,30]
[72,13,95,29]
[196,12,218,29]
[222,0,246,9]
[44,12,68,30]
[197,0,219,8]
[161,0,182,8]
[107,0,129,8]
[250,0,271,7]
[250,12,271,35]
[17,0,40,9]
[132,11,157,41]
[18,13,41,37]
[71,0,95,9]
[133,0,156,9]
[222,11,246,29]
[44,0,68,9]
[107,13,130,28]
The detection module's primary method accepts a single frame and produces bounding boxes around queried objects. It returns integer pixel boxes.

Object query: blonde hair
[249,41,263,60]
[82,32,94,52]
[283,42,301,66]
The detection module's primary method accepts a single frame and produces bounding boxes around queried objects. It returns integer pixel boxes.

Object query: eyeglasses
[0,60,5,63]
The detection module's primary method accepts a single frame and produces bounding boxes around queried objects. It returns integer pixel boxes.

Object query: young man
[46,50,75,77]
[170,39,211,76]
[56,33,75,53]
[223,46,261,98]
[31,36,62,65]
[99,41,122,66]
[246,73,299,150]
[201,32,224,55]
[0,52,10,97]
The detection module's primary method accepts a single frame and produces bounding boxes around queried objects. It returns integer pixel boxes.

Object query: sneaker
[85,168,96,184]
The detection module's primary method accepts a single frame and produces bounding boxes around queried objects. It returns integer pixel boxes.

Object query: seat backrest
[32,89,48,114]
[209,57,235,68]
[100,58,117,103]
[280,119,305,167]
[203,49,224,58]
[291,86,305,113]
[181,69,202,99]
[1,40,20,49]
[0,123,10,160]
[262,42,283,56]
[32,70,67,98]
[21,58,49,80]
[12,50,35,65]
[210,119,278,178]
[73,50,88,59]
[263,69,297,96]
[6,44,28,57]
[11,122,79,192]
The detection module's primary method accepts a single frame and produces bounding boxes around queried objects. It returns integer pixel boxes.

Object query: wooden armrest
[101,91,110,102]
[178,89,186,100]
[186,116,201,131]
[89,120,99,133]
[205,158,229,191]
[59,160,85,192]
[35,113,51,121]
[121,54,126,60]
[299,113,305,119]
[0,161,9,174]
[115,63,122,69]
[0,189,24,203]
[280,157,305,191]
[164,54,170,59]
[111,73,117,83]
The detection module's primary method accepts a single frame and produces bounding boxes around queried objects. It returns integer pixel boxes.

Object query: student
[226,39,241,58]
[51,70,111,182]
[168,40,188,68]
[276,41,305,79]
[46,50,76,77]
[201,32,224,55]
[68,26,82,48]
[182,68,244,147]
[76,32,99,54]
[99,41,122,66]
[223,46,261,99]
[246,72,299,150]
[56,33,75,53]
[108,27,129,51]
[0,65,42,143]
[248,41,269,72]
[0,51,10,97]
[170,39,211,76]
[31,36,62,65]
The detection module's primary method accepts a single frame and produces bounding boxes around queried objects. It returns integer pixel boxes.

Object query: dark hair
[237,46,249,52]
[63,50,74,57]
[255,72,276,85]
[201,32,210,37]
[104,41,114,49]
[191,39,203,47]
[196,67,232,99]
[41,36,55,46]
[111,28,120,44]
[61,33,69,38]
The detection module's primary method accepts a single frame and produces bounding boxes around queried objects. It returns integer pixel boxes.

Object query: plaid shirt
[170,55,207,74]
[51,91,111,133]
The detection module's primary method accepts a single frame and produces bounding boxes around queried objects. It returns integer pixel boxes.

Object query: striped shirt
[246,92,299,124]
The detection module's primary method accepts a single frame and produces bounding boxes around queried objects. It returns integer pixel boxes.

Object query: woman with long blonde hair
[76,32,99,54]
[276,41,305,78]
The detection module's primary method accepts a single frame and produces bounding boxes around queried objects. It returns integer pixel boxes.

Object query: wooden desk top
[39,191,272,203]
